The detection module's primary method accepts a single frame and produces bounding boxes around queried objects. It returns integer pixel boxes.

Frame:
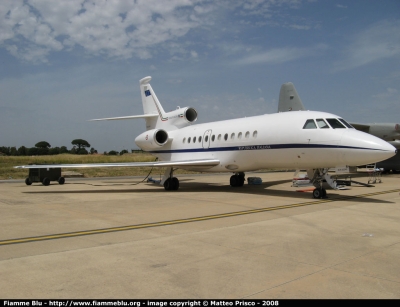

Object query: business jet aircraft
[15,77,396,198]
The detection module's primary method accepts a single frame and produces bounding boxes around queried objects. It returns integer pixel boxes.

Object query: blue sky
[1,0,399,152]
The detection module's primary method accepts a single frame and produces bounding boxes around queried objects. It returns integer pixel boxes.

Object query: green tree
[120,149,129,155]
[0,146,10,155]
[77,148,88,155]
[71,139,90,152]
[35,141,51,148]
[49,147,60,155]
[10,147,18,156]
[18,146,28,156]
[108,150,118,155]
[28,147,39,156]
[60,146,69,154]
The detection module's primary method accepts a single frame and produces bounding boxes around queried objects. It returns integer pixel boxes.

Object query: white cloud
[0,0,313,63]
[334,19,400,71]
[234,44,328,65]
[0,0,212,62]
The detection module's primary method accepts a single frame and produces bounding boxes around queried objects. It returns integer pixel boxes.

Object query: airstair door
[202,130,212,149]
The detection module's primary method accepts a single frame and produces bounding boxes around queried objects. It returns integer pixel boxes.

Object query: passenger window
[199,136,202,142]
[238,132,242,139]
[253,131,258,138]
[188,137,191,143]
[224,133,228,141]
[218,134,221,141]
[316,118,329,129]
[231,133,235,140]
[205,135,209,142]
[211,135,215,142]
[326,118,346,129]
[193,136,197,143]
[245,131,250,138]
[303,119,317,129]
[339,118,353,128]
[183,137,186,143]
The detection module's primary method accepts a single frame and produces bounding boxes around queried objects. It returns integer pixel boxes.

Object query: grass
[0,153,198,180]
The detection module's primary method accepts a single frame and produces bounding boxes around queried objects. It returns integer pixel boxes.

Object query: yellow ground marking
[1,189,399,246]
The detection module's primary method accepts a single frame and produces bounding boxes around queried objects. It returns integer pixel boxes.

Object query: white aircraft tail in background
[16,77,397,198]
[278,82,305,113]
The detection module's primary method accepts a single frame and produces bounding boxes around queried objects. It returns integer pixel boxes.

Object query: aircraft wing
[14,159,220,169]
[350,123,370,133]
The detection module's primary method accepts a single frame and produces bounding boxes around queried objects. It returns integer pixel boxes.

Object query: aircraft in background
[15,77,396,198]
[279,82,400,173]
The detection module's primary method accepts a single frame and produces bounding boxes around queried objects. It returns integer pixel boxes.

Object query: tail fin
[278,82,305,112]
[90,76,186,131]
[139,76,168,130]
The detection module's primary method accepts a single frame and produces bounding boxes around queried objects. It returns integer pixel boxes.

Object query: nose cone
[341,129,397,166]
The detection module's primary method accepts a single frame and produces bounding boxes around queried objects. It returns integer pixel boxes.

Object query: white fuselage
[136,111,396,172]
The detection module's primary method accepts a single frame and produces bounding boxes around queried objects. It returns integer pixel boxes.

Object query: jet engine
[135,129,169,151]
[165,107,197,128]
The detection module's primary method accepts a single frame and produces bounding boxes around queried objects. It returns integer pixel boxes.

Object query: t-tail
[90,76,198,131]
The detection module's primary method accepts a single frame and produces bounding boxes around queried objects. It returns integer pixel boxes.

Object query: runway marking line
[1,188,399,246]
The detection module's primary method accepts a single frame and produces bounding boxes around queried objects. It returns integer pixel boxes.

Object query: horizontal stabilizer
[89,114,158,121]
[14,159,220,169]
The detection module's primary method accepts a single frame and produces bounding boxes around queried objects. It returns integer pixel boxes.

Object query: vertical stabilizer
[278,82,305,112]
[139,76,167,130]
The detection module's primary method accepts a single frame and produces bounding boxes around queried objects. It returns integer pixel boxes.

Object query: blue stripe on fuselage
[148,143,386,154]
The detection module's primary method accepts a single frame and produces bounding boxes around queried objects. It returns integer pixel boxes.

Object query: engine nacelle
[135,129,169,151]
[165,107,197,128]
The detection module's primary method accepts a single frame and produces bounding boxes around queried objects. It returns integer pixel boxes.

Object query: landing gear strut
[162,168,179,191]
[230,172,245,187]
[308,168,328,199]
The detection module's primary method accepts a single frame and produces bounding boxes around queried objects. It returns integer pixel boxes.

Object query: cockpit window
[303,119,317,129]
[338,118,354,128]
[326,118,346,129]
[316,118,329,129]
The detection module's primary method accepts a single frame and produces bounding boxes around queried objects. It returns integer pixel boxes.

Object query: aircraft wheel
[172,177,179,190]
[164,178,172,191]
[230,175,238,187]
[238,174,245,187]
[58,177,65,185]
[313,188,323,199]
[25,177,32,185]
[42,177,50,186]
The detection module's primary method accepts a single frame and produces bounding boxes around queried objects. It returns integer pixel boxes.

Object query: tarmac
[1,171,400,299]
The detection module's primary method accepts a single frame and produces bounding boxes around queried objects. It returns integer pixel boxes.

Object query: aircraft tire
[312,188,323,199]
[25,177,32,185]
[58,177,65,185]
[164,178,172,191]
[238,174,245,187]
[230,175,238,187]
[42,177,50,186]
[172,177,179,190]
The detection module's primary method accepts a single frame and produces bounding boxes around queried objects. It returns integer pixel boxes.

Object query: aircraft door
[202,130,212,149]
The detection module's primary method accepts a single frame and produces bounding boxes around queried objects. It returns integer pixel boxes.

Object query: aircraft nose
[341,130,397,165]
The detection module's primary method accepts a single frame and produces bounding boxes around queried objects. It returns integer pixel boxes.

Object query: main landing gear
[230,172,245,187]
[162,168,179,191]
[164,176,179,191]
